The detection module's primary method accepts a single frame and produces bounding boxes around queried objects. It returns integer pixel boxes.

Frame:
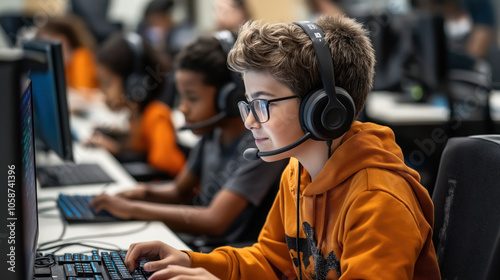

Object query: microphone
[243,132,312,160]
[178,112,226,131]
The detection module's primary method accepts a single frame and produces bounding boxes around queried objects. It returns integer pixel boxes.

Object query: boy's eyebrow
[246,91,275,100]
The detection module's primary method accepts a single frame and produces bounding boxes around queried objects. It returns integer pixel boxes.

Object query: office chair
[432,135,500,280]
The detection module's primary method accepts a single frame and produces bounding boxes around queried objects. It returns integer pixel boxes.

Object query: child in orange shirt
[86,32,185,178]
[36,16,99,92]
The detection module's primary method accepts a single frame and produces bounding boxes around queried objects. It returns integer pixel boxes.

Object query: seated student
[91,32,288,245]
[86,32,186,178]
[213,0,251,32]
[123,15,441,279]
[138,0,198,60]
[36,15,99,95]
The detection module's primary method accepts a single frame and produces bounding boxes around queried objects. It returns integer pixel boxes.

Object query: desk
[365,90,500,126]
[365,91,449,125]
[36,143,191,254]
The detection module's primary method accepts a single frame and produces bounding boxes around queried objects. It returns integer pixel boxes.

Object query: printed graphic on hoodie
[285,222,341,279]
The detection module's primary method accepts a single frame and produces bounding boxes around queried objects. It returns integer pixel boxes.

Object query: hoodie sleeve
[339,190,434,280]
[186,174,297,280]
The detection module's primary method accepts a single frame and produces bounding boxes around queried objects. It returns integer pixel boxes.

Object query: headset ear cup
[125,73,148,103]
[216,81,245,117]
[299,87,355,141]
[335,86,356,134]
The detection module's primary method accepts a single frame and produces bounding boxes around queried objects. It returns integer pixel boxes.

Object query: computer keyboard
[57,193,121,223]
[37,163,115,187]
[34,250,152,280]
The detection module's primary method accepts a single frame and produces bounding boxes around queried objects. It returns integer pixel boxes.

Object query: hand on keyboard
[125,241,191,273]
[90,193,136,220]
[58,193,120,223]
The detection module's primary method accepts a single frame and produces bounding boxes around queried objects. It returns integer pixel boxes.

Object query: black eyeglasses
[238,95,299,124]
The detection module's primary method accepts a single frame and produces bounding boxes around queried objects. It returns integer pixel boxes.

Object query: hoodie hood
[301,121,421,196]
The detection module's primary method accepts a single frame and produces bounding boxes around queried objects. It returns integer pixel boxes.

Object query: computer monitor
[22,39,74,162]
[402,10,448,102]
[0,53,39,280]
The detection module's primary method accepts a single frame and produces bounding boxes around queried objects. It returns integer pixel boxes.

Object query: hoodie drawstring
[296,164,302,280]
[317,193,328,250]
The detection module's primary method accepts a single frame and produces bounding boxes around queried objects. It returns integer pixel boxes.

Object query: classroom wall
[246,0,309,23]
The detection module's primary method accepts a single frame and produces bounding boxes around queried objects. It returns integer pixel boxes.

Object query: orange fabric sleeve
[66,47,99,89]
[141,101,186,176]
[185,178,297,280]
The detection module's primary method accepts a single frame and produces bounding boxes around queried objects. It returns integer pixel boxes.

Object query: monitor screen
[0,51,38,280]
[20,79,38,280]
[22,39,74,162]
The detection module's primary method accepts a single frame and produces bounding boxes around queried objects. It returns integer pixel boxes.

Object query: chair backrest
[432,135,500,280]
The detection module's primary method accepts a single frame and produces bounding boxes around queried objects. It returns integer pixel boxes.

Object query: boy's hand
[83,133,120,155]
[90,193,134,219]
[149,266,220,280]
[116,183,148,201]
[125,241,192,274]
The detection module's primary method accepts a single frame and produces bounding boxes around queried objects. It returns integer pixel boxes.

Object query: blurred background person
[36,15,100,97]
[137,0,198,61]
[86,32,186,179]
[213,0,251,32]
[415,0,496,60]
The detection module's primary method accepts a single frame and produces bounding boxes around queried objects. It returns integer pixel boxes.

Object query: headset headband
[213,30,236,55]
[125,32,144,74]
[294,21,347,131]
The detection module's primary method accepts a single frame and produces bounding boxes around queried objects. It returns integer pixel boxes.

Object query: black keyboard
[37,163,115,187]
[34,250,152,280]
[57,193,121,223]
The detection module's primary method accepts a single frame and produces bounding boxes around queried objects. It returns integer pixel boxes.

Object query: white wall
[0,0,23,14]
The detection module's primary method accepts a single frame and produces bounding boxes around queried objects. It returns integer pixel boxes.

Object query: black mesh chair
[432,135,500,280]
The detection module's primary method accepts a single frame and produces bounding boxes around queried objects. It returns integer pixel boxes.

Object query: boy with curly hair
[124,14,440,280]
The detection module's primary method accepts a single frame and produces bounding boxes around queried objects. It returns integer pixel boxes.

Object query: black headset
[295,21,355,141]
[213,30,245,117]
[123,32,150,103]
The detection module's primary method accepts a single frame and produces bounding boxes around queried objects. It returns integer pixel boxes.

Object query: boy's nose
[244,110,260,130]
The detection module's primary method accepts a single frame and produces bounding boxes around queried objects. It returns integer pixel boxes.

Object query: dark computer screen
[18,78,38,280]
[22,39,74,162]
[20,80,38,280]
[402,10,448,102]
[0,52,38,280]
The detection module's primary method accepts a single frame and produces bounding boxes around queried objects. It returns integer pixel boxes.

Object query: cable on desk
[38,197,58,203]
[37,221,151,252]
[38,206,57,213]
[39,240,123,255]
[34,253,55,268]
[37,213,68,251]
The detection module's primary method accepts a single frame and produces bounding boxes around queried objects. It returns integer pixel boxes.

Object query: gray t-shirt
[187,128,287,241]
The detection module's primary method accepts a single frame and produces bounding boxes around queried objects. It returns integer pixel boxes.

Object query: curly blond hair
[227,15,375,117]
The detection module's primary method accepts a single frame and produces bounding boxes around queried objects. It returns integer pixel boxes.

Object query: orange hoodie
[186,121,441,279]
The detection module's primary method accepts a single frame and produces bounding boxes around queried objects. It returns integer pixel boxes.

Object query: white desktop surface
[365,91,449,125]
[36,143,191,254]
[365,90,500,125]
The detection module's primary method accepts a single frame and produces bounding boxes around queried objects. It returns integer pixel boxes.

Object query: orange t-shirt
[65,47,99,90]
[131,101,186,177]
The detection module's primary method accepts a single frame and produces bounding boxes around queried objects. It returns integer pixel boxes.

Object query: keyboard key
[45,250,151,279]
[57,193,121,223]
